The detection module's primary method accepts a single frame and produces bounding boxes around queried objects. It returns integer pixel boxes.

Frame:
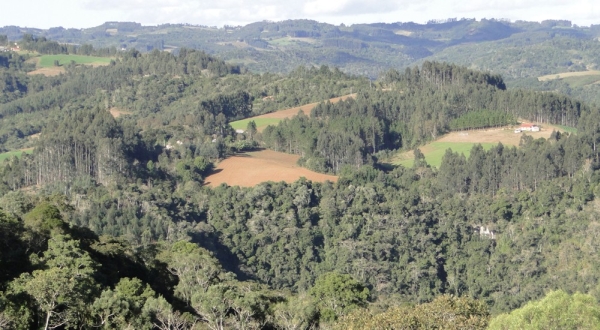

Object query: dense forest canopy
[2,33,600,329]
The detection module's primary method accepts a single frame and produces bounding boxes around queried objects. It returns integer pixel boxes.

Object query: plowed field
[205,149,337,187]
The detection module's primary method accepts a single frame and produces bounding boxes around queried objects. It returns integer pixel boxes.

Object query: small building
[520,123,540,132]
[478,226,496,239]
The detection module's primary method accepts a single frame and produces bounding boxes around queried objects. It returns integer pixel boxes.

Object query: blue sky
[4,0,599,29]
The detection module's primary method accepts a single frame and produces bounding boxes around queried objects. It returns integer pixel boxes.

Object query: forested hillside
[260,62,585,173]
[0,45,367,152]
[4,18,600,105]
[3,35,600,329]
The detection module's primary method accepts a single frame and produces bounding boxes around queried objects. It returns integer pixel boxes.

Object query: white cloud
[2,0,600,29]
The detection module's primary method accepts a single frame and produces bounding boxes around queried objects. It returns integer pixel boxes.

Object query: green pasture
[38,55,112,67]
[0,149,33,162]
[269,37,294,46]
[554,125,578,133]
[393,142,496,168]
[229,118,282,131]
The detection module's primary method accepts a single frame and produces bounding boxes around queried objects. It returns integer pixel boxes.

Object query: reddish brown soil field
[205,150,338,187]
[256,94,356,120]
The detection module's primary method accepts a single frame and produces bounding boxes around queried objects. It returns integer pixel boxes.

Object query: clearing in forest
[0,148,34,162]
[538,70,600,81]
[109,108,132,118]
[204,149,338,187]
[38,55,112,68]
[230,94,356,132]
[27,67,65,76]
[27,55,112,76]
[391,125,568,168]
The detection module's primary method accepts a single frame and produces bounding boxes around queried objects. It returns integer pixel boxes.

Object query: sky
[3,0,600,29]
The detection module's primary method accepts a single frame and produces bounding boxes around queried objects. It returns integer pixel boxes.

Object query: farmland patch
[38,55,112,68]
[538,70,600,82]
[229,94,355,132]
[28,67,65,76]
[205,149,337,187]
[390,125,568,168]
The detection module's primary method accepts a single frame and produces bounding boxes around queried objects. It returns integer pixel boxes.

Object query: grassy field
[229,94,355,133]
[553,125,578,133]
[394,142,496,168]
[0,149,33,162]
[230,118,282,131]
[269,37,317,46]
[38,55,112,68]
[389,125,563,168]
[538,70,600,81]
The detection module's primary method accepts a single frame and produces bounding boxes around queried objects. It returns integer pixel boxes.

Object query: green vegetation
[561,74,600,88]
[0,149,33,162]
[337,295,490,329]
[394,142,495,168]
[3,33,600,329]
[488,291,600,329]
[5,18,600,106]
[38,54,112,67]
[450,109,516,131]
[229,117,281,131]
[555,124,578,133]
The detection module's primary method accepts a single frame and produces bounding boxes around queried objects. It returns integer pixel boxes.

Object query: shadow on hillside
[189,230,254,282]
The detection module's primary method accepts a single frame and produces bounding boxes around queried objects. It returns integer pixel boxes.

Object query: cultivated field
[205,149,338,187]
[394,142,496,168]
[27,55,112,76]
[269,36,318,46]
[27,67,65,76]
[230,94,355,132]
[392,125,563,167]
[38,55,112,68]
[538,70,600,82]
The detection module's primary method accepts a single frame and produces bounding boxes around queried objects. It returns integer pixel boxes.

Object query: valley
[1,18,600,330]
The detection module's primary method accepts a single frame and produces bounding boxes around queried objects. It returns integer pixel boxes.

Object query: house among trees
[479,226,496,239]
[515,123,540,133]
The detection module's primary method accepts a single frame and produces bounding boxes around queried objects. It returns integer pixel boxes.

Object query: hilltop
[3,18,600,105]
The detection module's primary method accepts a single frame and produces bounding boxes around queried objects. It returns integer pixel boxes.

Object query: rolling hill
[5,18,600,104]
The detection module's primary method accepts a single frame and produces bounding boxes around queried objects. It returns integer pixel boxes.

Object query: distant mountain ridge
[3,18,600,103]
